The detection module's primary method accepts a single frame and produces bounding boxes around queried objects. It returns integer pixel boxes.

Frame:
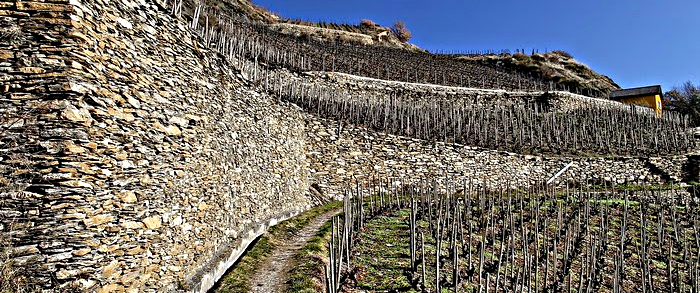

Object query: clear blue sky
[254,0,699,91]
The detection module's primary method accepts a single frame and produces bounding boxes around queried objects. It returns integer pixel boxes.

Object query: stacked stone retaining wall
[1,0,310,291]
[305,117,689,199]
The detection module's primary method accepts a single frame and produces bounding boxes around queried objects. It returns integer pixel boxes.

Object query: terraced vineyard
[173,0,614,97]
[327,181,700,293]
[168,0,696,158]
[269,78,694,156]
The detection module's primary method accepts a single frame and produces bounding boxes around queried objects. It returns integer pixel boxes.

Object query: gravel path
[250,208,340,293]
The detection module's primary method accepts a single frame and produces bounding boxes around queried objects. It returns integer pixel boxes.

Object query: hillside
[181,0,419,50]
[184,0,280,23]
[201,0,621,96]
[459,51,621,95]
[273,19,423,51]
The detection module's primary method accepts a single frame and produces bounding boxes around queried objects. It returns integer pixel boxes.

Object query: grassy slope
[349,209,417,292]
[213,201,342,293]
[460,51,621,94]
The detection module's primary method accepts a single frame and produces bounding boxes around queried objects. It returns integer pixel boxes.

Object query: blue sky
[254,0,699,91]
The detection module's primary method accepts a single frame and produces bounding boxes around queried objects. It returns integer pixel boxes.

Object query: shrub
[391,21,411,43]
[531,54,545,62]
[540,66,557,79]
[564,62,589,75]
[336,34,353,44]
[513,52,529,61]
[359,19,377,28]
[550,50,573,59]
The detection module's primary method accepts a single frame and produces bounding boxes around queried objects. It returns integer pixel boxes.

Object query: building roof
[609,85,662,101]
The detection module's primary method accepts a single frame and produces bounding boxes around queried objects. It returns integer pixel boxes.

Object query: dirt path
[250,208,340,293]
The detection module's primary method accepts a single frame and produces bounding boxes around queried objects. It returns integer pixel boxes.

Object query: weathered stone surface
[120,221,144,229]
[83,214,114,227]
[119,191,137,203]
[153,121,181,136]
[72,248,91,256]
[16,2,74,12]
[101,261,120,279]
[142,216,161,230]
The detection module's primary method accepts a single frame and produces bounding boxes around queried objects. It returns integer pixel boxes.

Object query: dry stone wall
[1,0,311,292]
[305,116,688,199]
[271,70,659,118]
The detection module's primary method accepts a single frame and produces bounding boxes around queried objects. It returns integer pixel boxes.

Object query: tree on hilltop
[391,21,412,43]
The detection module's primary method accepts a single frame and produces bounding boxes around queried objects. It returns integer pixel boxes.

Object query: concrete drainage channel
[180,206,311,293]
[204,233,268,293]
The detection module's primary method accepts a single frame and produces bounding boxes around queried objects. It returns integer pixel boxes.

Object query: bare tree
[665,81,700,126]
[391,21,412,43]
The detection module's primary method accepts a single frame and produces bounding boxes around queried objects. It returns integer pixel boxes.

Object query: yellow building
[609,85,663,117]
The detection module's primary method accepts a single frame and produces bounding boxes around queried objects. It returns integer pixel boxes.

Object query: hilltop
[183,0,419,50]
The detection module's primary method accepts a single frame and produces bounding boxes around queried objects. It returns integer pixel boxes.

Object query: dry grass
[461,51,620,95]
[0,219,42,293]
[550,50,573,59]
[0,17,23,44]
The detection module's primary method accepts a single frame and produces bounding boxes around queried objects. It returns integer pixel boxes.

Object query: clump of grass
[550,50,573,59]
[0,19,22,44]
[0,235,45,292]
[0,248,20,293]
[0,186,41,292]
[346,209,414,291]
[213,201,342,293]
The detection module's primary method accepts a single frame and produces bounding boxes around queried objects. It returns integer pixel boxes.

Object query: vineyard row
[327,179,699,293]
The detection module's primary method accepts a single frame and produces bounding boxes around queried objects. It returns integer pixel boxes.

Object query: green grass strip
[214,201,342,293]
[287,214,337,293]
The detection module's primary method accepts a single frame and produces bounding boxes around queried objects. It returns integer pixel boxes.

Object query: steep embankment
[0,0,313,292]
